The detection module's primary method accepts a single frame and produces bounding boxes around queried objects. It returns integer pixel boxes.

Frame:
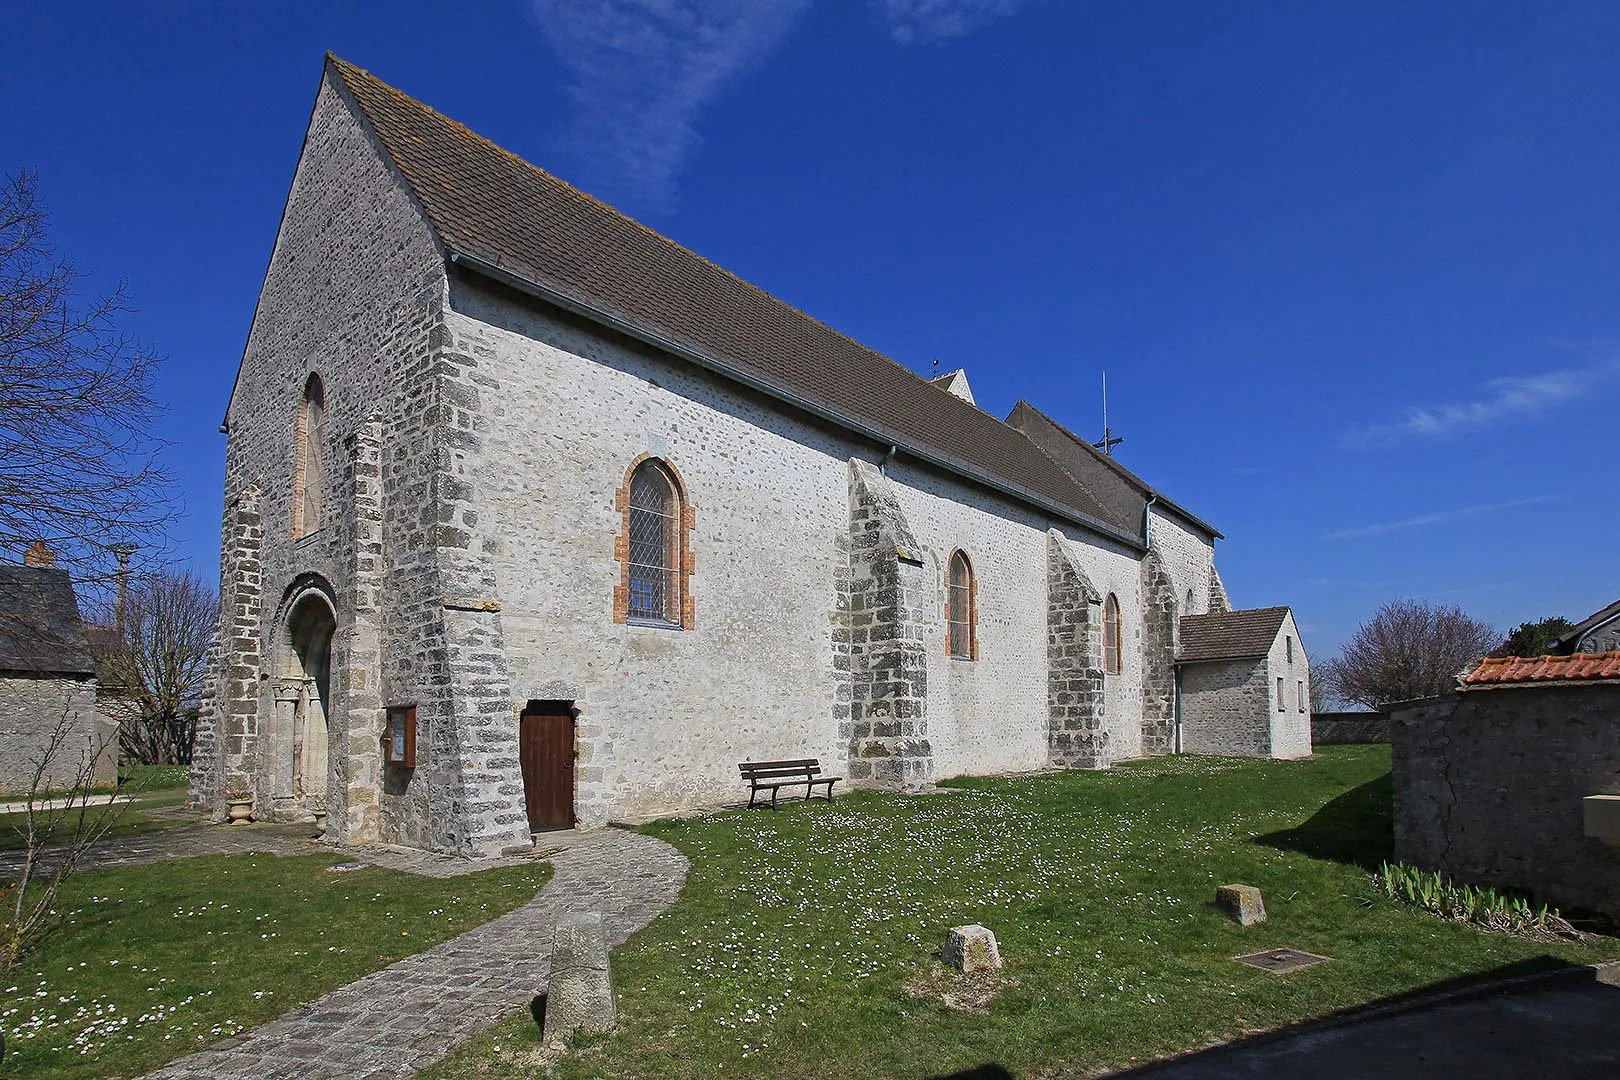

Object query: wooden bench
[739,758,841,809]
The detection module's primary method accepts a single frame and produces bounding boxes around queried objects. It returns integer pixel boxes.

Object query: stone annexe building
[190,56,1311,857]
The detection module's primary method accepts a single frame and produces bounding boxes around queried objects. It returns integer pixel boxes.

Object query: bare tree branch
[89,569,216,765]
[1329,599,1500,709]
[0,169,174,588]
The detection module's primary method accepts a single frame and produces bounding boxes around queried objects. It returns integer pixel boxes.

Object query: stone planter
[312,810,328,838]
[226,798,253,825]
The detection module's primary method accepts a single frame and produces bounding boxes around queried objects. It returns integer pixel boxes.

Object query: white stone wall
[443,280,1161,821]
[1177,659,1270,756]
[1266,610,1312,758]
[1149,506,1216,617]
[0,677,117,794]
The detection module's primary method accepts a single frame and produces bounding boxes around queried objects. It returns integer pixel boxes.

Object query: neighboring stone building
[1548,599,1620,655]
[192,56,1307,857]
[0,545,118,794]
[1176,606,1312,758]
[1389,653,1620,920]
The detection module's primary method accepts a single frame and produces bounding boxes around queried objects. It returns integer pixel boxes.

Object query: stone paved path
[138,828,688,1080]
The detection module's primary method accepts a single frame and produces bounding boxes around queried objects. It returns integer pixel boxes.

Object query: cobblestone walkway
[138,828,688,1080]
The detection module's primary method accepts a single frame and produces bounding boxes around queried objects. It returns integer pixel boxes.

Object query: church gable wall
[203,74,491,851]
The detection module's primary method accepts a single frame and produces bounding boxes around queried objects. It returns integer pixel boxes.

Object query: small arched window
[626,460,682,624]
[1102,592,1122,674]
[1186,588,1195,612]
[293,374,325,537]
[946,550,976,660]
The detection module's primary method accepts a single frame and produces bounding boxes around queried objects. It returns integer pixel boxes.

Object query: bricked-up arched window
[946,550,976,660]
[626,460,682,625]
[1103,592,1122,674]
[292,373,325,537]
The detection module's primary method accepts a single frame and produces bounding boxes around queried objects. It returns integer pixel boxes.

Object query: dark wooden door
[519,703,575,832]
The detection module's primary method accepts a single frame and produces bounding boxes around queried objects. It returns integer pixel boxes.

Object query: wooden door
[519,703,575,832]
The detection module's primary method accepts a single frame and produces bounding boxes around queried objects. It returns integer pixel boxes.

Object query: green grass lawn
[0,853,552,1080]
[0,776,190,853]
[437,746,1619,1080]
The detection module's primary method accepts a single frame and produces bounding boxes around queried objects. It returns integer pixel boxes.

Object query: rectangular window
[1298,680,1306,712]
[1285,636,1293,663]
[1277,677,1285,711]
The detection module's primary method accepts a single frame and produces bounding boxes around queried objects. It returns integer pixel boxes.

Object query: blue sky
[5,1,1619,657]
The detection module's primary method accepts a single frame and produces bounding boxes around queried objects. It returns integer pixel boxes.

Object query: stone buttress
[1139,549,1178,756]
[1045,530,1110,768]
[844,459,934,789]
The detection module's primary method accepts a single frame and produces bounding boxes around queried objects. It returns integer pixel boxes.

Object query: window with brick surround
[946,549,976,660]
[614,457,693,629]
[292,373,324,537]
[1103,592,1121,674]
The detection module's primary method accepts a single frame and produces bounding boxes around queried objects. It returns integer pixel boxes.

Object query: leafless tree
[0,169,171,586]
[1330,598,1500,709]
[91,569,216,765]
[0,706,123,976]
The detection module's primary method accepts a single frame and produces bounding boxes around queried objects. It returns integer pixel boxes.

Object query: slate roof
[1178,606,1291,663]
[1463,652,1620,686]
[0,564,96,677]
[1007,401,1221,541]
[1549,599,1620,655]
[324,56,1141,545]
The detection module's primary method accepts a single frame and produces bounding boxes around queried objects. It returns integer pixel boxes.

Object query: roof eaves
[449,252,1146,551]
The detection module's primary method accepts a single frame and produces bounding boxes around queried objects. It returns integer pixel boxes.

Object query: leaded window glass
[1103,593,1121,674]
[947,550,974,659]
[627,462,679,623]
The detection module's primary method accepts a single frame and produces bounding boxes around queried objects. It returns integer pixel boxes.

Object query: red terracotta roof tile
[1462,652,1620,685]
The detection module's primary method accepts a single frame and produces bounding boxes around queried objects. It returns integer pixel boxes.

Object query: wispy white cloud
[529,0,813,214]
[528,0,1043,213]
[1325,494,1564,541]
[870,0,1041,44]
[1349,362,1620,446]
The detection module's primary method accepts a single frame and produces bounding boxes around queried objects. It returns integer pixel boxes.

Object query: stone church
[191,56,1311,857]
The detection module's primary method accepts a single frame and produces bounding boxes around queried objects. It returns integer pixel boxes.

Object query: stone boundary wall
[1310,711,1390,743]
[1390,684,1620,919]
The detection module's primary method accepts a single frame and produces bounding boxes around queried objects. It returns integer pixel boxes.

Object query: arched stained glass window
[627,461,681,624]
[294,374,325,537]
[946,550,975,660]
[1103,592,1122,674]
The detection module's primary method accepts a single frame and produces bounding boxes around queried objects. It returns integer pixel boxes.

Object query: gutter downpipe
[446,251,1145,552]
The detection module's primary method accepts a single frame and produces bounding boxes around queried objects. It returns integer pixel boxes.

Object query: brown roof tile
[1462,652,1620,685]
[325,56,1134,542]
[1178,606,1291,663]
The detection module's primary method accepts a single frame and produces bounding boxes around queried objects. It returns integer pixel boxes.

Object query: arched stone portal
[274,589,336,818]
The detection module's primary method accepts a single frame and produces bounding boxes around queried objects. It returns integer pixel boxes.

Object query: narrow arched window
[1103,592,1122,674]
[626,460,681,624]
[1186,588,1195,612]
[294,374,325,537]
[946,550,976,660]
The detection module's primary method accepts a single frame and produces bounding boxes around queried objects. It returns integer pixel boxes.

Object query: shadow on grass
[924,1068,1013,1080]
[1102,955,1598,1078]
[1253,772,1393,871]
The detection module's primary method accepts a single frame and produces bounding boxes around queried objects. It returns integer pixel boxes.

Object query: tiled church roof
[1178,606,1291,663]
[325,56,1139,545]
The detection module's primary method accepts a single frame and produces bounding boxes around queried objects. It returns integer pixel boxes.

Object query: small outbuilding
[0,545,118,794]
[1176,606,1311,759]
